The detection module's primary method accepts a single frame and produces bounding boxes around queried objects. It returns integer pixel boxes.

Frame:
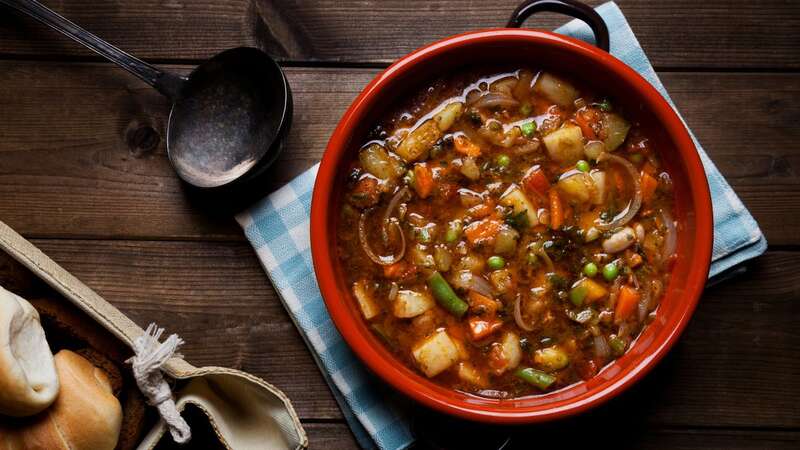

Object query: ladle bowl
[1,0,291,198]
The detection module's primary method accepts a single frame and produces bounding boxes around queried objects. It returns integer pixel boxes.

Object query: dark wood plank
[306,421,800,450]
[1,63,798,243]
[0,1,797,69]
[0,241,797,428]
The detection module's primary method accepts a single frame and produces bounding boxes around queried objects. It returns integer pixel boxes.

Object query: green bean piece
[569,284,588,307]
[445,220,462,243]
[515,367,557,390]
[520,121,537,138]
[603,262,620,281]
[427,271,468,317]
[487,255,506,270]
[609,335,626,355]
[576,160,590,172]
[583,262,598,278]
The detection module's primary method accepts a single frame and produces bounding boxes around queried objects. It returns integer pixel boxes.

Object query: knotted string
[127,323,191,444]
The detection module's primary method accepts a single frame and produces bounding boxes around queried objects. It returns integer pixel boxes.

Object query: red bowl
[310,29,713,423]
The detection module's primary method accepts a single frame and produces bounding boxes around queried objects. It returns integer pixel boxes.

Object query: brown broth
[336,68,675,398]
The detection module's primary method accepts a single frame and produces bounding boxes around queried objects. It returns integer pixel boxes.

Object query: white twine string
[126,323,191,444]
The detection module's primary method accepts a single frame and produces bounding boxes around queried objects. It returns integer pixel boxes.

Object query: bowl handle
[506,0,610,52]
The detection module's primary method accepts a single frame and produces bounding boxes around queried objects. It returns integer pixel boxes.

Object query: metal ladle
[1,0,291,198]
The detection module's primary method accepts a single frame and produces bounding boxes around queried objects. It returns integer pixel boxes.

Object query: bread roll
[0,286,59,416]
[0,350,123,450]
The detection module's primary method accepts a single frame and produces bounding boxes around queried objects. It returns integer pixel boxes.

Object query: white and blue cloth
[236,2,767,449]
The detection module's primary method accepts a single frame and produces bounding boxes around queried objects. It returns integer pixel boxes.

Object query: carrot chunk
[574,108,599,139]
[467,290,499,315]
[464,219,501,245]
[615,285,641,322]
[413,163,435,199]
[453,135,482,157]
[467,316,503,341]
[549,189,563,230]
[641,172,658,204]
[522,166,550,197]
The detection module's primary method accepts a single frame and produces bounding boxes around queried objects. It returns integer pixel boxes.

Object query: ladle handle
[0,0,184,99]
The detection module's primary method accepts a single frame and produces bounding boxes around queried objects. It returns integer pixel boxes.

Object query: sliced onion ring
[660,208,677,264]
[470,92,520,110]
[359,211,405,266]
[383,187,410,225]
[595,152,643,231]
[513,295,535,332]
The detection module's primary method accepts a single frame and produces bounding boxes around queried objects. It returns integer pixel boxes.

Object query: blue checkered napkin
[235,167,413,450]
[236,2,767,449]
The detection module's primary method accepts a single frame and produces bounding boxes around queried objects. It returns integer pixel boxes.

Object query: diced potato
[584,140,606,160]
[433,102,464,132]
[557,173,595,204]
[489,269,513,294]
[575,278,608,302]
[359,143,405,181]
[460,156,481,180]
[543,124,584,165]
[602,112,631,151]
[493,226,519,254]
[534,346,570,372]
[455,254,485,274]
[352,280,380,320]
[457,362,488,388]
[396,120,440,162]
[412,329,460,377]
[589,170,607,205]
[501,332,522,371]
[499,185,539,227]
[409,244,435,268]
[393,290,434,319]
[534,72,580,107]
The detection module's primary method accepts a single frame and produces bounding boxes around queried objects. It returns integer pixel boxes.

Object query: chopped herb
[520,102,533,116]
[467,110,482,126]
[505,209,530,230]
[547,273,567,289]
[597,98,612,112]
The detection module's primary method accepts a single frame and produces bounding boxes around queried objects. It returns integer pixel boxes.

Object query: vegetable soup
[336,68,676,398]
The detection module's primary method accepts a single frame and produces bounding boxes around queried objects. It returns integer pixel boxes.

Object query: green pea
[576,160,590,172]
[583,262,598,278]
[569,284,588,307]
[495,154,511,167]
[602,262,619,281]
[519,102,532,116]
[487,255,506,270]
[520,121,537,138]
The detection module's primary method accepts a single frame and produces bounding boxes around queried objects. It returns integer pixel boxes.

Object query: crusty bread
[27,296,149,450]
[0,286,59,417]
[0,350,123,450]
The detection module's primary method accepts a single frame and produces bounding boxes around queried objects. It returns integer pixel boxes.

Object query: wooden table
[0,1,797,448]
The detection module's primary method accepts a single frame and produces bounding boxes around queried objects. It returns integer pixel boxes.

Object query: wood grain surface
[0,0,797,448]
[0,1,797,69]
[0,63,798,243]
